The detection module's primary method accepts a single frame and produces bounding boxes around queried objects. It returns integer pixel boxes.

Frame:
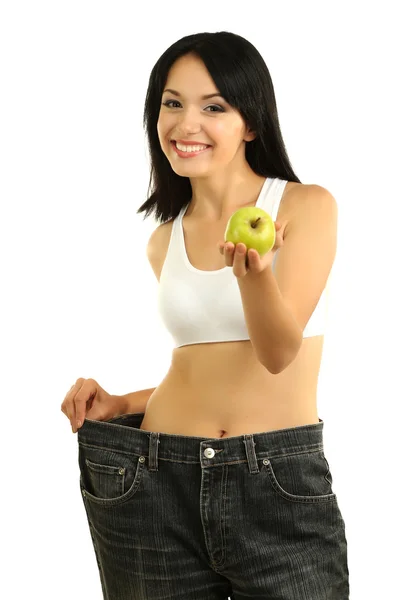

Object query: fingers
[232,243,248,277]
[74,383,94,431]
[61,382,77,432]
[219,242,235,266]
[219,241,248,277]
[61,378,92,434]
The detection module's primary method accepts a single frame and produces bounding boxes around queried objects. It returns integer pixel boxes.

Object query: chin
[171,163,211,176]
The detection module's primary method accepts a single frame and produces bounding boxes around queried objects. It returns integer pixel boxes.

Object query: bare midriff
[140,336,323,438]
[140,180,324,439]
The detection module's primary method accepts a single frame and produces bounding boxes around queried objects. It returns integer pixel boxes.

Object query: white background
[1,1,399,598]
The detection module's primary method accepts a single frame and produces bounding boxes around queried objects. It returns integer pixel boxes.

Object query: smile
[171,141,212,158]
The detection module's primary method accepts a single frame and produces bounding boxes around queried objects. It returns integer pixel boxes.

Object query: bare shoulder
[146,218,174,282]
[279,182,336,240]
[283,182,336,218]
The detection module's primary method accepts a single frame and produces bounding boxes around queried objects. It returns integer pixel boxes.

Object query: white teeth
[175,142,209,152]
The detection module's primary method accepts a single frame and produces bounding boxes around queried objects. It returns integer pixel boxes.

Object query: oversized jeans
[77,413,349,599]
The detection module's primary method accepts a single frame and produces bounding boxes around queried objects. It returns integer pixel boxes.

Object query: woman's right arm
[116,387,156,415]
[61,379,157,433]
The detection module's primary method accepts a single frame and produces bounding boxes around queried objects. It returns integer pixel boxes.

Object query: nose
[175,106,202,136]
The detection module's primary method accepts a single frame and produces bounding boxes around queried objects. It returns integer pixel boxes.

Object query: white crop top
[157,177,330,348]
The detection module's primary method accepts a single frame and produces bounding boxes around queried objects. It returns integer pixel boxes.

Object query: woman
[64,31,350,600]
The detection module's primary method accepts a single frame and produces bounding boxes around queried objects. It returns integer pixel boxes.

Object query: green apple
[224,207,276,256]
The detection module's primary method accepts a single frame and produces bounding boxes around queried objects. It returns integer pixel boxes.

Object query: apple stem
[251,217,262,229]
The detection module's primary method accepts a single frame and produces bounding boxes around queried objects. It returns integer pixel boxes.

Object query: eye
[162,100,224,112]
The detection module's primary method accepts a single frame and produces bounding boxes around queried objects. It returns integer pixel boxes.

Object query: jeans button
[204,447,215,458]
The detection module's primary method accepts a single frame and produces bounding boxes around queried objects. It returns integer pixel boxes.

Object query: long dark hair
[137,31,301,224]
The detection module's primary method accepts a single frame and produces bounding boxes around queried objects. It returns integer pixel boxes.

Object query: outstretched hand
[218,222,284,279]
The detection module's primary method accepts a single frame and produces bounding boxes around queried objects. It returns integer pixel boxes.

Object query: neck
[186,172,266,221]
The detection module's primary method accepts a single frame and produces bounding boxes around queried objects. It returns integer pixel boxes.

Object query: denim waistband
[77,414,325,474]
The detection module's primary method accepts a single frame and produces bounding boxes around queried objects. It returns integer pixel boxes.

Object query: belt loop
[243,434,259,474]
[147,432,160,472]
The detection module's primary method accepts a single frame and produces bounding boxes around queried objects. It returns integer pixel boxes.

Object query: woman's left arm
[237,265,303,374]
[219,185,338,374]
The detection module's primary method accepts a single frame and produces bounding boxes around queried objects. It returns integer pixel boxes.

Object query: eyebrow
[162,88,225,100]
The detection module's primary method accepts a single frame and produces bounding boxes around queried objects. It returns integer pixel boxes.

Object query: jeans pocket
[262,447,337,504]
[79,443,145,507]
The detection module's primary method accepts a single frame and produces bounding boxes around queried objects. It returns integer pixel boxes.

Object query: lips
[171,140,213,158]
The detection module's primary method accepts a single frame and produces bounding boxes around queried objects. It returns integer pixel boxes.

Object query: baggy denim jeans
[77,413,350,599]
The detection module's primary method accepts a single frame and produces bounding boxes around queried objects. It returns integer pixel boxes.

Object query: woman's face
[157,53,255,178]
